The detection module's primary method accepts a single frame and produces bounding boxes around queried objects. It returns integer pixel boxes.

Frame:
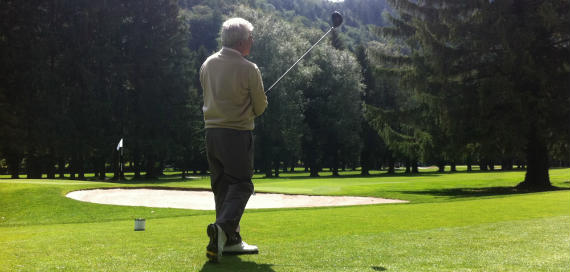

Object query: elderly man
[200,17,268,263]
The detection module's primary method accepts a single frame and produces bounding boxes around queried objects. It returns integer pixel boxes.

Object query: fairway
[1,168,569,271]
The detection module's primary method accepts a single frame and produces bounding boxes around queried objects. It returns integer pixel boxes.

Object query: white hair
[221,18,253,48]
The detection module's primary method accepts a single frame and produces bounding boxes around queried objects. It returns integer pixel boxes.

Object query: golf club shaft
[265,27,334,94]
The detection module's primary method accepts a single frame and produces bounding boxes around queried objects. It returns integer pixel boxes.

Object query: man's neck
[223,46,244,56]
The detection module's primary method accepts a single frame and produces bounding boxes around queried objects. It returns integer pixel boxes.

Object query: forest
[1,0,568,189]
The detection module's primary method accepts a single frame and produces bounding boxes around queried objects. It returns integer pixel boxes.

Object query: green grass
[1,168,569,271]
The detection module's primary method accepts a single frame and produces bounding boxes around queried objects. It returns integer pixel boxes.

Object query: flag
[116,138,123,151]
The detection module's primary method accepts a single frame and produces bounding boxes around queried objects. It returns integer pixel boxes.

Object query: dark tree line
[0,0,366,179]
[365,0,570,188]
[0,0,203,179]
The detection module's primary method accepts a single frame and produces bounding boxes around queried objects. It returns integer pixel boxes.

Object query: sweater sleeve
[249,64,268,117]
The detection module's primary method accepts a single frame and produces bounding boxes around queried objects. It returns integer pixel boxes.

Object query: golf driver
[265,11,343,94]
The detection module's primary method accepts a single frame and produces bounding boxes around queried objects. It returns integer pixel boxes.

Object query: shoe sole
[223,250,259,255]
[206,224,220,262]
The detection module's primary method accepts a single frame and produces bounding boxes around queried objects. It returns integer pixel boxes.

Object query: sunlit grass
[0,168,568,271]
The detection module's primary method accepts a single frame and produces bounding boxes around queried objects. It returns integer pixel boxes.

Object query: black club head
[331,11,343,28]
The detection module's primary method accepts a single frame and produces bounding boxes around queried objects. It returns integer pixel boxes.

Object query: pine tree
[377,0,570,189]
[304,45,363,176]
[356,45,387,175]
[233,7,308,177]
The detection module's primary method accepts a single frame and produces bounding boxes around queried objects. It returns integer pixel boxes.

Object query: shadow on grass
[199,256,275,272]
[1,168,536,182]
[93,173,209,185]
[255,171,447,181]
[0,174,208,186]
[199,256,387,271]
[398,186,570,199]
[254,169,534,181]
[108,178,203,185]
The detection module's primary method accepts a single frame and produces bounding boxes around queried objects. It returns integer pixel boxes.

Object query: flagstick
[116,138,124,181]
[120,147,123,180]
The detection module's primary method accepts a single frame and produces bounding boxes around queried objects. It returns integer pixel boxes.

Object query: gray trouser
[205,128,254,238]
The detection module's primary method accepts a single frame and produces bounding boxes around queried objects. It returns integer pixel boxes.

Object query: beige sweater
[200,47,268,130]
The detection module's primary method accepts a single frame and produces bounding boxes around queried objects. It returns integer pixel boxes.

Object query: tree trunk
[332,168,339,176]
[99,168,106,180]
[517,129,551,190]
[387,160,395,174]
[146,156,157,179]
[58,158,65,178]
[310,167,319,177]
[97,157,106,180]
[361,147,370,176]
[437,161,445,173]
[158,161,164,176]
[71,152,84,180]
[133,150,141,179]
[274,162,279,177]
[46,154,56,179]
[77,154,85,180]
[6,152,21,179]
[479,160,488,171]
[502,159,513,171]
[332,150,339,176]
[27,154,42,179]
[112,150,120,180]
[412,161,419,173]
[488,161,495,171]
[145,159,153,178]
[69,156,76,180]
[450,162,456,172]
[264,165,272,178]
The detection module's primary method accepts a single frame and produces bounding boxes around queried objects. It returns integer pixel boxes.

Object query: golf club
[265,11,343,94]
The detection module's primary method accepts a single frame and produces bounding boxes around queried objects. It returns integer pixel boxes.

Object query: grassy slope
[0,168,569,271]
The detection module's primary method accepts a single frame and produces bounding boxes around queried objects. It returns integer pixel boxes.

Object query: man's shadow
[199,255,275,272]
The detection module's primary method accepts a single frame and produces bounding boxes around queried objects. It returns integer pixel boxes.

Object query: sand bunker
[66,188,407,210]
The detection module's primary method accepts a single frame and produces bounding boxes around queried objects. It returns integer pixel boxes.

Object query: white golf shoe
[223,241,259,255]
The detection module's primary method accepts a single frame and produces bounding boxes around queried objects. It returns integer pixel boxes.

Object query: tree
[232,6,307,177]
[0,0,32,178]
[356,45,380,175]
[120,0,192,178]
[377,0,570,188]
[303,45,364,176]
[184,5,223,52]
[0,0,195,180]
[363,37,428,174]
